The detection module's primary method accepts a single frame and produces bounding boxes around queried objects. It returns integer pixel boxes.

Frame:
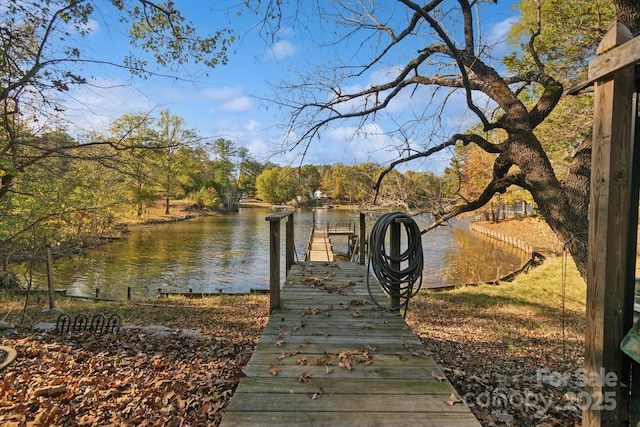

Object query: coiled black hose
[367,212,424,316]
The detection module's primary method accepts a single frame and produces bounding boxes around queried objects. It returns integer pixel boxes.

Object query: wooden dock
[220,261,479,426]
[305,229,336,262]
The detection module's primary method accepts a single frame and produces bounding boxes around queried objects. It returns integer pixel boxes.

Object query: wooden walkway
[220,262,479,426]
[306,229,335,262]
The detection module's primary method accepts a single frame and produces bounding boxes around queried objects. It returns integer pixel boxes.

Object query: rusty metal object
[56,313,121,335]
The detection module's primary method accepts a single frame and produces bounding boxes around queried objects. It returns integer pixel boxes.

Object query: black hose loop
[367,212,424,316]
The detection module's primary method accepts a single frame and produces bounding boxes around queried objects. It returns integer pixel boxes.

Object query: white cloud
[202,86,244,101]
[201,86,254,114]
[489,17,518,42]
[481,16,519,63]
[78,18,100,34]
[58,77,157,135]
[219,97,254,114]
[264,40,297,61]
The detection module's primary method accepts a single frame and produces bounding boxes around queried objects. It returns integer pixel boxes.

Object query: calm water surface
[23,208,528,299]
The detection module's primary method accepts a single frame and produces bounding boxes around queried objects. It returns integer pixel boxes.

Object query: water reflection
[16,208,527,299]
[440,226,530,286]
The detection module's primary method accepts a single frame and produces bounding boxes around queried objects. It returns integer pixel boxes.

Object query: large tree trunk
[614,0,640,35]
[508,131,590,280]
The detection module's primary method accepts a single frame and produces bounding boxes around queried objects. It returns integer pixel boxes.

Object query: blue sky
[59,0,520,173]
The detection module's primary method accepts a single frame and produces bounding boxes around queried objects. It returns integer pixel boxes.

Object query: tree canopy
[255,0,622,279]
[0,0,234,199]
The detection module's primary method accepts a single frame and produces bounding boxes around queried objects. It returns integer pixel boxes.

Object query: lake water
[21,208,528,300]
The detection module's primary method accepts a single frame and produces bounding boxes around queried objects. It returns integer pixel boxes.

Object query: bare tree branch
[421,171,526,233]
[373,132,502,202]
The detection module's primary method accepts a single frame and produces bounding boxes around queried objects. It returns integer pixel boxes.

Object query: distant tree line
[1,106,536,267]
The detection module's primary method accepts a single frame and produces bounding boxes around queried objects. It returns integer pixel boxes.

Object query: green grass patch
[424,255,585,314]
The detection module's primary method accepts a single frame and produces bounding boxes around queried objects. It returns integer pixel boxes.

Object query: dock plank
[306,228,337,262]
[220,262,479,426]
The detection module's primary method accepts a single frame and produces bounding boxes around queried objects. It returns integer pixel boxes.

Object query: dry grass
[406,251,586,425]
[0,293,270,426]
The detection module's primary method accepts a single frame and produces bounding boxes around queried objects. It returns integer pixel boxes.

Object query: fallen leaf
[431,371,447,382]
[338,352,353,370]
[307,389,326,400]
[445,393,463,406]
[32,385,67,398]
[301,307,320,316]
[278,351,301,360]
[352,309,363,318]
[269,364,280,376]
[297,371,313,382]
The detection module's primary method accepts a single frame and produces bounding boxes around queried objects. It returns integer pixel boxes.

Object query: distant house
[313,190,327,200]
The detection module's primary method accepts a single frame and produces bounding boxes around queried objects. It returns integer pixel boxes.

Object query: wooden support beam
[266,211,295,312]
[359,212,366,265]
[285,214,295,274]
[267,218,281,312]
[584,23,638,426]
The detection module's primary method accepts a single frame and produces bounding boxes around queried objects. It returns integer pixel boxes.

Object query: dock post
[269,218,281,312]
[359,212,366,265]
[266,211,295,313]
[286,214,295,275]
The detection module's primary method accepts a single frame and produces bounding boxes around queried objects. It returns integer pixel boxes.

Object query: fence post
[359,212,366,265]
[286,213,295,274]
[582,23,639,426]
[265,211,295,313]
[267,217,281,312]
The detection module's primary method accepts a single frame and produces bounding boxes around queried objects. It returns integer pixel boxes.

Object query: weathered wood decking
[306,229,335,262]
[220,261,479,426]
